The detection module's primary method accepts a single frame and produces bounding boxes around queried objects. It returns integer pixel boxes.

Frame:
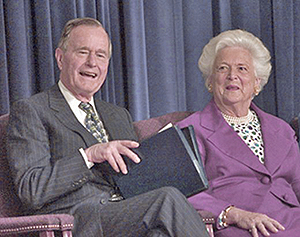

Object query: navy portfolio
[112,125,208,199]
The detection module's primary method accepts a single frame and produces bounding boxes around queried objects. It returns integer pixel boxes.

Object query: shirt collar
[58,80,96,109]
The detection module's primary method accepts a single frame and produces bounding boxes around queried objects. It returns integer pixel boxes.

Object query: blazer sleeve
[7,99,95,211]
[188,191,232,218]
[177,116,232,218]
[289,136,300,202]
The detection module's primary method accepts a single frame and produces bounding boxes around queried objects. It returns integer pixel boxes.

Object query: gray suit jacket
[7,85,211,237]
[7,84,138,214]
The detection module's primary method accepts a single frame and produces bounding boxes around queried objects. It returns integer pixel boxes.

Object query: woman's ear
[207,76,213,93]
[55,48,63,70]
[254,77,261,95]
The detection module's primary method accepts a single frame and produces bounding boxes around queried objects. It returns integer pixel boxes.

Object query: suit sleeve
[8,99,97,210]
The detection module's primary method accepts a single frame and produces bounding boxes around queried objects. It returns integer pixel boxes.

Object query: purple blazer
[177,99,300,236]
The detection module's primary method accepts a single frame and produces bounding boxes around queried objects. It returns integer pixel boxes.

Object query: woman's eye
[239,66,248,72]
[217,66,228,72]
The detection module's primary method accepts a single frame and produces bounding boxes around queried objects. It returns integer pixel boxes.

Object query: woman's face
[209,46,260,115]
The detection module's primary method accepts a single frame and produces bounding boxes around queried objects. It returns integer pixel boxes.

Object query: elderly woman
[177,29,300,237]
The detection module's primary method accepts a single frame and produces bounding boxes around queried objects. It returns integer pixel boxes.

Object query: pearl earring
[208,84,213,93]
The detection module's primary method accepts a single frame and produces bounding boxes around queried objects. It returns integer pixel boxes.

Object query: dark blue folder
[113,125,208,199]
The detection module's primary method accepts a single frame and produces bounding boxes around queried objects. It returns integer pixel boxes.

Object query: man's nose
[86,53,96,67]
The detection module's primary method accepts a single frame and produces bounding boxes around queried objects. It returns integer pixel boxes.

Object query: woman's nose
[227,68,238,80]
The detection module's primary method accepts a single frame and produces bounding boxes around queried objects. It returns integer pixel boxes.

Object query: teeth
[80,72,97,78]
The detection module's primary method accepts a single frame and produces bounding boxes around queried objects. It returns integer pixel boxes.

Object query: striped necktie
[79,102,109,143]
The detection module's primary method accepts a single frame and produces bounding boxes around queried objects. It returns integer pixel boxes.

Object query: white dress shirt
[58,80,96,169]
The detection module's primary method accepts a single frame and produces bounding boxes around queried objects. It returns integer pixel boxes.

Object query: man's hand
[85,140,140,174]
[225,207,285,237]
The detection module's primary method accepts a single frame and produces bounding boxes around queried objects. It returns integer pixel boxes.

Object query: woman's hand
[225,207,285,237]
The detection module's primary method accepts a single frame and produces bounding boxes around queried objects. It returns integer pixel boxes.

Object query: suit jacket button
[72,181,79,187]
[100,199,107,205]
[261,176,270,184]
[283,194,288,200]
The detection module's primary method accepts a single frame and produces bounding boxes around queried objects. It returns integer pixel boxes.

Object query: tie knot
[79,102,94,114]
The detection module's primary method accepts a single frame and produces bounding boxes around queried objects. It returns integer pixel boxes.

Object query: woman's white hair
[198,29,271,92]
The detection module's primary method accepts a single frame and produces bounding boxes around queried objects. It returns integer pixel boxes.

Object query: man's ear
[55,48,63,70]
[255,77,261,87]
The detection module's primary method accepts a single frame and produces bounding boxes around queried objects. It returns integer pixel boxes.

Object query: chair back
[133,111,194,141]
[0,114,23,217]
[290,116,299,143]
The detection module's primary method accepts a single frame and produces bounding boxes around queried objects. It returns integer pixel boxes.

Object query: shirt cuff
[79,148,94,169]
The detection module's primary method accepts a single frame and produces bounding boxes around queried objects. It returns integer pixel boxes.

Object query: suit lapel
[202,100,269,175]
[95,99,114,139]
[48,85,98,147]
[252,104,292,175]
[94,99,129,141]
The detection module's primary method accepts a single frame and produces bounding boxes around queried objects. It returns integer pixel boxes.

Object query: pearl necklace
[221,110,254,125]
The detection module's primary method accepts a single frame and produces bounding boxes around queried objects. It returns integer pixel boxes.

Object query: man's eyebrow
[76,46,89,51]
[75,47,109,56]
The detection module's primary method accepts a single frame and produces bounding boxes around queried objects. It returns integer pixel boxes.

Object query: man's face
[55,25,110,102]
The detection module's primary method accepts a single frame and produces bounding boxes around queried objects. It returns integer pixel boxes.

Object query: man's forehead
[70,24,106,36]
[68,26,109,47]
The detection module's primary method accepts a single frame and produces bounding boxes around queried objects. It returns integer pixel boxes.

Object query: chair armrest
[198,210,215,237]
[199,210,215,224]
[0,214,74,236]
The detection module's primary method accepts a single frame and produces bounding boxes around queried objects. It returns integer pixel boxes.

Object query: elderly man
[7,17,209,237]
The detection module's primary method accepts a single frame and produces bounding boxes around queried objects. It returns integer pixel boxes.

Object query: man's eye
[96,54,105,58]
[79,51,88,54]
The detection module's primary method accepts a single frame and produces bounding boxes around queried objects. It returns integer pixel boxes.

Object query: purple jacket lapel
[251,103,292,175]
[200,100,286,175]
